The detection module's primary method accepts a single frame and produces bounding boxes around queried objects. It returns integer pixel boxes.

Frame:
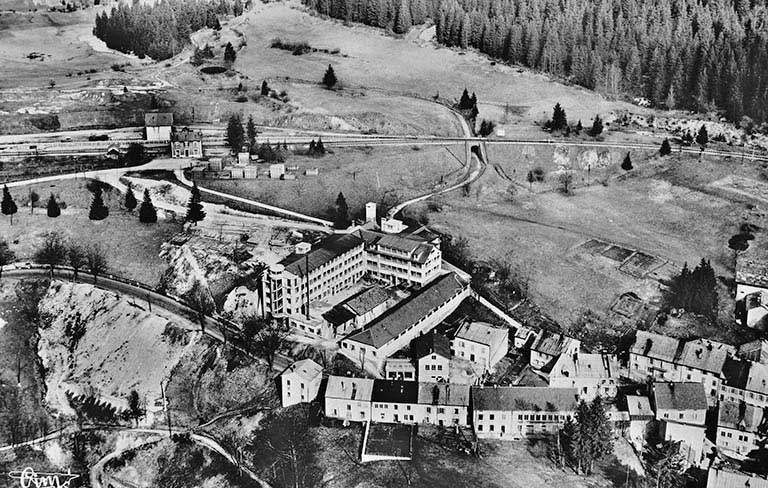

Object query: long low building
[340,272,470,372]
[471,386,578,440]
[325,376,471,427]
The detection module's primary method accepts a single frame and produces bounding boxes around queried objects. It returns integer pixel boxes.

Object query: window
[286,380,291,386]
[347,405,351,411]
[490,425,495,431]
[438,408,445,414]
[478,425,483,431]
[478,413,483,420]
[489,414,495,420]
[679,413,684,420]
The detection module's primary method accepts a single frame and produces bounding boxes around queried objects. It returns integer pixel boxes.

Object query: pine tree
[88,187,109,221]
[621,152,633,170]
[46,194,61,218]
[550,103,567,131]
[138,189,157,223]
[660,138,672,156]
[316,137,326,154]
[308,139,317,156]
[334,192,350,229]
[124,186,137,211]
[224,41,237,64]
[459,88,470,109]
[643,439,686,488]
[1,185,18,225]
[394,0,411,34]
[246,115,258,149]
[226,114,245,152]
[322,64,338,89]
[260,80,269,96]
[588,115,603,137]
[185,183,206,225]
[696,124,709,147]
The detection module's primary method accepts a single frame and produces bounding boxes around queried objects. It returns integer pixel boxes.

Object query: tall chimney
[305,253,310,320]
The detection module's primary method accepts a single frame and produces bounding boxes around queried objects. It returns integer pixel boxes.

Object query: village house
[630,331,735,405]
[451,322,509,371]
[629,330,683,382]
[170,127,203,158]
[340,272,470,372]
[412,331,452,382]
[652,382,708,466]
[740,339,768,363]
[417,382,470,426]
[324,375,374,423]
[322,286,399,338]
[471,386,578,440]
[280,358,323,407]
[549,353,619,401]
[529,330,580,371]
[716,400,764,456]
[720,356,768,408]
[144,112,173,141]
[625,395,655,451]
[371,380,419,424]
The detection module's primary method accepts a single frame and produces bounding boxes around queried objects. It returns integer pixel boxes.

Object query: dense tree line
[665,259,718,320]
[304,0,768,124]
[93,0,243,60]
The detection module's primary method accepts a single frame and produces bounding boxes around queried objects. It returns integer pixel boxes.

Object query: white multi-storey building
[280,359,323,407]
[652,382,708,466]
[451,322,508,371]
[716,401,763,455]
[360,230,442,288]
[549,353,619,401]
[324,376,374,423]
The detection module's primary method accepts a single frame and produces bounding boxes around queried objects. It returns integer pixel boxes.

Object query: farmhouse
[341,272,469,372]
[652,382,708,466]
[144,112,173,141]
[280,358,323,407]
[471,386,578,440]
[417,382,470,426]
[549,353,619,401]
[451,322,509,371]
[716,401,764,455]
[629,330,682,382]
[529,330,580,371]
[170,127,203,158]
[325,375,374,423]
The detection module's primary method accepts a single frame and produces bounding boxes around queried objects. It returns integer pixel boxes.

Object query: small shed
[270,163,285,179]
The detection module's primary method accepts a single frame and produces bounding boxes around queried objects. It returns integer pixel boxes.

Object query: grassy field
[199,144,468,219]
[315,424,617,488]
[0,179,181,286]
[228,2,637,128]
[428,148,757,326]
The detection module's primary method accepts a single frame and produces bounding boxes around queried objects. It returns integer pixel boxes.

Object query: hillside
[37,281,199,417]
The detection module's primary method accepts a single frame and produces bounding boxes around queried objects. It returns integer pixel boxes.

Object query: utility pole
[161,381,172,436]
[147,293,152,312]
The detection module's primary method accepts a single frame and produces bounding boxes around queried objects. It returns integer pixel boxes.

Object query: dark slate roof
[718,401,765,433]
[653,382,708,411]
[417,382,470,406]
[677,339,735,374]
[345,286,393,316]
[531,330,574,357]
[471,386,578,412]
[630,331,684,363]
[371,380,419,404]
[280,234,364,277]
[323,286,393,326]
[411,331,451,360]
[172,127,203,142]
[322,306,356,327]
[144,112,173,126]
[358,229,436,265]
[345,273,466,349]
[722,356,751,390]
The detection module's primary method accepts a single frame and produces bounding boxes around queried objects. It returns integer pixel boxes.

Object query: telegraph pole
[161,381,172,436]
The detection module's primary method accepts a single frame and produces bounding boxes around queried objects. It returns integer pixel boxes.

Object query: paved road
[3,267,239,350]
